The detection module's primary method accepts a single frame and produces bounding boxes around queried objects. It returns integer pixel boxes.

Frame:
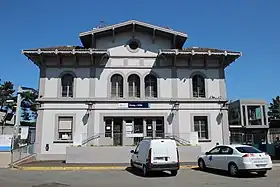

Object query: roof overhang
[158,49,242,68]
[79,20,188,49]
[22,48,109,67]
[22,48,109,55]
[158,49,242,56]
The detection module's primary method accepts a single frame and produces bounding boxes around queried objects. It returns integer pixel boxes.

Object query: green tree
[0,80,15,111]
[0,79,38,121]
[21,107,30,121]
[21,90,38,120]
[268,96,280,120]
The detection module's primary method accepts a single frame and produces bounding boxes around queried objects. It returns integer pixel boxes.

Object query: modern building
[22,20,241,160]
[228,99,269,144]
[269,119,280,143]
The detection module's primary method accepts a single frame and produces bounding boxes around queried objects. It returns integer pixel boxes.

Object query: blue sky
[0,1,279,103]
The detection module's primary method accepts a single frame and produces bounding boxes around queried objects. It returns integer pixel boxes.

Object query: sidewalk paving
[13,160,198,170]
[12,159,280,171]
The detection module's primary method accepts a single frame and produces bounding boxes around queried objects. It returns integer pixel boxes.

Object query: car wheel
[228,163,238,177]
[257,171,267,176]
[170,170,178,176]
[198,159,206,170]
[143,165,149,177]
[130,159,135,168]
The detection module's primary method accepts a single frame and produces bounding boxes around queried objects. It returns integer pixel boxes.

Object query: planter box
[66,146,201,164]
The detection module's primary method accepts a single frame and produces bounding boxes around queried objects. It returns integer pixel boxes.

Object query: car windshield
[235,146,262,153]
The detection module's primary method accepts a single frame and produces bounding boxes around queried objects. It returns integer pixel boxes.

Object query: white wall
[96,32,171,57]
[39,105,88,155]
[37,30,228,158]
[177,68,222,99]
[178,103,224,152]
[44,68,90,98]
[95,68,172,98]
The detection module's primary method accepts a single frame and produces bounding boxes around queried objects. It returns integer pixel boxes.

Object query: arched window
[192,75,206,98]
[61,74,74,97]
[145,74,157,98]
[127,74,140,98]
[111,74,123,98]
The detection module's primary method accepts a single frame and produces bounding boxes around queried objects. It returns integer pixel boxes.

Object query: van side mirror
[130,150,134,153]
[205,152,210,155]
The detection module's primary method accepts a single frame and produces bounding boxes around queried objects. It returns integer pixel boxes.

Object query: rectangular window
[111,82,123,98]
[228,106,241,125]
[194,116,209,140]
[128,83,140,97]
[247,105,262,125]
[58,117,73,140]
[62,86,73,97]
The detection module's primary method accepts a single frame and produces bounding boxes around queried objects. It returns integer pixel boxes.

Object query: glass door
[134,118,143,145]
[155,118,164,138]
[145,119,153,137]
[113,118,123,146]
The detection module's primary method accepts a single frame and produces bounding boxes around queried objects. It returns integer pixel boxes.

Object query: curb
[13,165,198,171]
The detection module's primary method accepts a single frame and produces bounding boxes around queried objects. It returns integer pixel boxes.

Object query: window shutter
[59,117,73,130]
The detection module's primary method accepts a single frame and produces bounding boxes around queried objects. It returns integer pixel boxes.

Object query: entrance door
[113,118,123,146]
[145,119,153,137]
[134,118,143,145]
[155,118,164,138]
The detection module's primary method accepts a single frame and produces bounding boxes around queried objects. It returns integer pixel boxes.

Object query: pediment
[79,20,187,49]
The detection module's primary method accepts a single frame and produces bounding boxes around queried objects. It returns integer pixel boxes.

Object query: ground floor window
[57,116,73,140]
[194,116,208,140]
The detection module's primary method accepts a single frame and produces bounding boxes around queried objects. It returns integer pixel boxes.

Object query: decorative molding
[36,97,228,104]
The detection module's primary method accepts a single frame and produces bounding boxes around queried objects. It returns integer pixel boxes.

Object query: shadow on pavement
[125,167,174,178]
[191,167,267,178]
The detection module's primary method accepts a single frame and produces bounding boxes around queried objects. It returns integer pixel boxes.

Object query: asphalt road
[1,167,280,187]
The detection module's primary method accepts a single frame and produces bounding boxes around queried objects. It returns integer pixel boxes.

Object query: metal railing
[268,130,280,143]
[230,132,267,145]
[166,134,191,145]
[11,143,35,164]
[80,132,194,146]
[81,134,100,145]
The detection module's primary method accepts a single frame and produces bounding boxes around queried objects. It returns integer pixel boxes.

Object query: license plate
[155,157,164,160]
[256,164,267,167]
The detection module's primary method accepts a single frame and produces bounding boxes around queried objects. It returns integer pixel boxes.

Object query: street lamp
[12,86,37,150]
[86,101,93,112]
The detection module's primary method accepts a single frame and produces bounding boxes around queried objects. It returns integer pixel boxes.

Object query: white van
[130,138,180,176]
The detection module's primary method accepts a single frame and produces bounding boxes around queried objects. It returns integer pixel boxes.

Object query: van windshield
[235,146,262,153]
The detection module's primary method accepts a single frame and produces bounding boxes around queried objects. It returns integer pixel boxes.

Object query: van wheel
[170,170,178,176]
[257,171,267,176]
[143,165,149,177]
[130,160,135,168]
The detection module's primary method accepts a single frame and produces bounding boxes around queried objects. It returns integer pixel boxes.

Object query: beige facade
[22,20,241,160]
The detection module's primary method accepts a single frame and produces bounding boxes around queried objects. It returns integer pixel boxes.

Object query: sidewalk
[12,160,280,171]
[272,160,280,166]
[12,160,198,171]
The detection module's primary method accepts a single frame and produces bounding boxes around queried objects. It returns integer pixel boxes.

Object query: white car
[197,144,272,176]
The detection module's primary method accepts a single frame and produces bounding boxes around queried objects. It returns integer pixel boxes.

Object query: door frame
[113,117,123,146]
